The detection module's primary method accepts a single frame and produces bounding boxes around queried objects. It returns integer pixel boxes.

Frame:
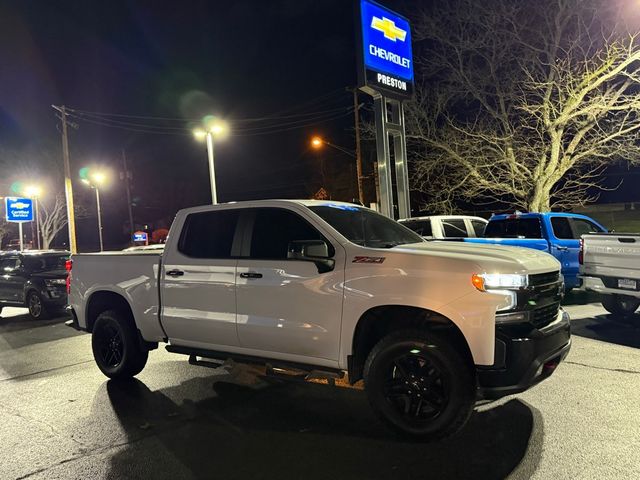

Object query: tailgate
[582,234,640,280]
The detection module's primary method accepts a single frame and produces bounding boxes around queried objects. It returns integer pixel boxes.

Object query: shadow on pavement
[571,313,640,348]
[0,310,78,350]
[99,374,542,480]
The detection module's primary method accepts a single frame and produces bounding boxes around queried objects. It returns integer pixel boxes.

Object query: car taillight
[65,260,72,294]
[578,239,584,265]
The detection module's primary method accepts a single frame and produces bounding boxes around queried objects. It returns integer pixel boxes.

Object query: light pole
[82,170,108,252]
[193,119,228,205]
[24,185,42,250]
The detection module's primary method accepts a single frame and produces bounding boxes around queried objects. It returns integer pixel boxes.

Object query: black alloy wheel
[91,310,148,379]
[364,329,475,441]
[383,351,449,421]
[95,322,124,369]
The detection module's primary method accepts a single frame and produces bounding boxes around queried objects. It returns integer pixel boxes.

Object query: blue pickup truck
[465,212,607,290]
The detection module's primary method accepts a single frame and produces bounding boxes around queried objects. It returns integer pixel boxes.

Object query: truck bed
[68,252,166,342]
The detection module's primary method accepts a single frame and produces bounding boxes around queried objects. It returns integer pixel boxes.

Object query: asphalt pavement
[1,295,639,480]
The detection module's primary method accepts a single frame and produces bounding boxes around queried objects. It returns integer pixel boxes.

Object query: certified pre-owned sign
[358,0,414,98]
[5,197,34,222]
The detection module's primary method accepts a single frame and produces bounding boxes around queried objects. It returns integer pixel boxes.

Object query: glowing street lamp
[193,117,229,204]
[23,185,42,250]
[81,168,109,252]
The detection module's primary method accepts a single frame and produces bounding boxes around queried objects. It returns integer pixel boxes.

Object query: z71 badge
[352,256,386,264]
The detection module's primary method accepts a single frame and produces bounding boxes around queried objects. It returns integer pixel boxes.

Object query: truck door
[235,207,345,363]
[160,209,242,349]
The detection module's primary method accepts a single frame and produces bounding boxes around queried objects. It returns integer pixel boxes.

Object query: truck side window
[550,217,573,239]
[571,219,603,238]
[250,208,326,260]
[471,220,487,237]
[401,220,432,237]
[442,219,468,237]
[178,210,239,259]
[484,218,542,238]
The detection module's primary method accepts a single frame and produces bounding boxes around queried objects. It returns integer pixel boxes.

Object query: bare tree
[408,0,640,212]
[38,195,68,249]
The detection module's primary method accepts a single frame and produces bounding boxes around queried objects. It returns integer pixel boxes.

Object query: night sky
[1,0,386,249]
[0,1,637,250]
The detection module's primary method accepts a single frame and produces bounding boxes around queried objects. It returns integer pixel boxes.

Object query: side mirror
[287,240,335,273]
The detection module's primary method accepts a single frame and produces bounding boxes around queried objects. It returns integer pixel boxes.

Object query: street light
[81,169,109,252]
[310,136,364,203]
[193,117,229,204]
[23,185,42,250]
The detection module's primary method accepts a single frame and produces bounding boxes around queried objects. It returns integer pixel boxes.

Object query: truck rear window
[484,218,542,239]
[178,210,239,258]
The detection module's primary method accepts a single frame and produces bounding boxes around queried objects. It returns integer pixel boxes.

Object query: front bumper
[477,309,571,400]
[582,275,640,299]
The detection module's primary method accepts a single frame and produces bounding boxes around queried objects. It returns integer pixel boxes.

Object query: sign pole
[355,0,414,218]
[18,223,24,252]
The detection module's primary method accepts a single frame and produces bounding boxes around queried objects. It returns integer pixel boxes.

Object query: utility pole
[350,88,365,205]
[52,105,77,254]
[121,150,134,237]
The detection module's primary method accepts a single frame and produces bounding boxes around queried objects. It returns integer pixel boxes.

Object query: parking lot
[1,296,639,480]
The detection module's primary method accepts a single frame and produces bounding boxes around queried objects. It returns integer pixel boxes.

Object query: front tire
[27,291,49,320]
[602,295,640,317]
[91,309,148,379]
[363,329,475,441]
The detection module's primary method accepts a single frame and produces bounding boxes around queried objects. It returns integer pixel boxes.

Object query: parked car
[399,215,488,239]
[465,212,607,290]
[67,200,569,440]
[580,232,640,317]
[0,250,70,319]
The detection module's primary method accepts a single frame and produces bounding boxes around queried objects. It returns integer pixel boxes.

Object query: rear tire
[363,329,475,441]
[602,295,640,317]
[27,291,50,320]
[91,309,148,379]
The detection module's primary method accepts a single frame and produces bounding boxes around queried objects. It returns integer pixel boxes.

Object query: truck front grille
[529,271,560,287]
[531,302,560,329]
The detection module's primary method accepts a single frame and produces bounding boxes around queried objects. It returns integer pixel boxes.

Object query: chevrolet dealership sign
[5,197,33,222]
[358,0,414,98]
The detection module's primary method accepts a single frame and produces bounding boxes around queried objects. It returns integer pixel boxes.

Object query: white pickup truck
[67,200,570,440]
[580,232,640,316]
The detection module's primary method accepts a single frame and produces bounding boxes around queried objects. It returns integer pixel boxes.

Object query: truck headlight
[471,273,527,291]
[45,279,67,287]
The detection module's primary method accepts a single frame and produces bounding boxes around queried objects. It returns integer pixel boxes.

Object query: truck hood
[391,241,560,275]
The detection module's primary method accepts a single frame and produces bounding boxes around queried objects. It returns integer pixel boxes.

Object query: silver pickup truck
[67,200,570,440]
[580,233,640,316]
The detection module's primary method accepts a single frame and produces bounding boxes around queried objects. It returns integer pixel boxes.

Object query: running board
[166,345,344,382]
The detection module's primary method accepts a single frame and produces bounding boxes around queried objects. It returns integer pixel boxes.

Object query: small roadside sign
[133,231,148,244]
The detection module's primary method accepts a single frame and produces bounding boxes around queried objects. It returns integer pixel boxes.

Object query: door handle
[166,269,184,277]
[556,246,569,251]
[240,272,263,279]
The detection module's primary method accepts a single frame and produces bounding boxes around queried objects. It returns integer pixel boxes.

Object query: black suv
[0,251,70,320]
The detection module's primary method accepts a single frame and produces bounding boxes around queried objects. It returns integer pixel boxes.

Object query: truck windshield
[484,218,542,239]
[24,255,68,272]
[309,205,425,248]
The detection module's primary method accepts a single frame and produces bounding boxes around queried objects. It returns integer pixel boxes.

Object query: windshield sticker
[353,256,386,263]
